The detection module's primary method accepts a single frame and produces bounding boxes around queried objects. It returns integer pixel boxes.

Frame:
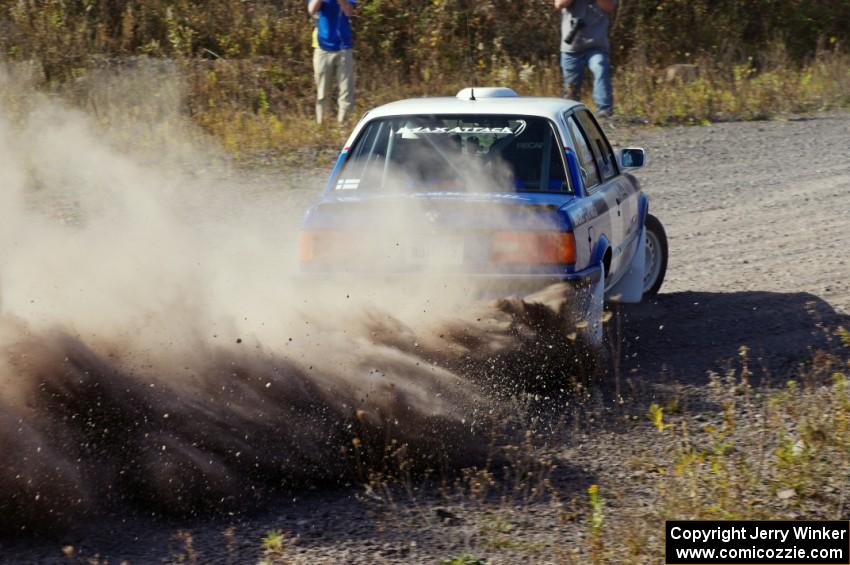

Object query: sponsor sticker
[397,121,527,137]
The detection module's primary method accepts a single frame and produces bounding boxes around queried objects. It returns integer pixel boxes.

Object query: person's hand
[597,0,616,14]
[307,0,323,15]
[554,0,573,8]
[338,0,354,17]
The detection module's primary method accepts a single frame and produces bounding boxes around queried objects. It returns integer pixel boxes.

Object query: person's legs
[587,49,613,115]
[313,48,333,124]
[337,49,355,124]
[560,51,586,101]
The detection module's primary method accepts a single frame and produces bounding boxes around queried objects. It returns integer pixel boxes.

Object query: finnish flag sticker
[336,178,360,190]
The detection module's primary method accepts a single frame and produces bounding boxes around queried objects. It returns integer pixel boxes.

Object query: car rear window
[335,115,571,193]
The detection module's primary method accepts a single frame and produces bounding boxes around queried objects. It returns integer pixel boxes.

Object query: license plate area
[405,236,465,267]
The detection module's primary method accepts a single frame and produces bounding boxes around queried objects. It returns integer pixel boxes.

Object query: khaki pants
[313,48,354,125]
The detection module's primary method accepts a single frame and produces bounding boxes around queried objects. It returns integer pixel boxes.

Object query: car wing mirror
[617,147,646,171]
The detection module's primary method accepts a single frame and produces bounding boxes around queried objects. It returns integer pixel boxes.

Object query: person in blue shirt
[308,0,356,125]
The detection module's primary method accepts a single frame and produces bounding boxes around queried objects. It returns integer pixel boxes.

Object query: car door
[565,112,619,282]
[573,109,637,283]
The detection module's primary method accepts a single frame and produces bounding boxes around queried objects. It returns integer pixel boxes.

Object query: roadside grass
[187,49,850,156]
[616,50,850,125]
[251,327,850,563]
[258,529,291,565]
[4,49,849,160]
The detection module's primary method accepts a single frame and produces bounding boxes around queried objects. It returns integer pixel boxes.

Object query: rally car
[299,87,667,344]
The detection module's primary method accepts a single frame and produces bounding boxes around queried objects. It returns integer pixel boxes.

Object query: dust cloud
[0,64,590,535]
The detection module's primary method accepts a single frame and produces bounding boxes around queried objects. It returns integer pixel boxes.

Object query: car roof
[364,93,583,122]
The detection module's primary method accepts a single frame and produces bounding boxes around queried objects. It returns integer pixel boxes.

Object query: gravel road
[611,112,850,385]
[3,112,849,564]
[621,112,850,312]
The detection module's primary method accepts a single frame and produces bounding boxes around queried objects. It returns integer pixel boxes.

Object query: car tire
[642,214,668,300]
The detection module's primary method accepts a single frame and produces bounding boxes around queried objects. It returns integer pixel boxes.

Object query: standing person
[555,0,617,116]
[308,0,356,125]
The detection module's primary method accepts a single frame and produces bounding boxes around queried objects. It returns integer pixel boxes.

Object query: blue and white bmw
[299,87,667,344]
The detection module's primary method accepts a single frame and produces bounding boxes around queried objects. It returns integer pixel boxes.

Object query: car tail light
[298,231,315,262]
[299,230,353,262]
[491,231,576,265]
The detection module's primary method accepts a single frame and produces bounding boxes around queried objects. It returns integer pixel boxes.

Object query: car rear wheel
[642,214,668,299]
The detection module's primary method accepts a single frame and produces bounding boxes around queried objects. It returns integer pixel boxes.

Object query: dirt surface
[608,112,850,385]
[2,112,849,564]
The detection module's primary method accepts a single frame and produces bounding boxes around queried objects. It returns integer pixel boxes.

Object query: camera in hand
[564,18,585,44]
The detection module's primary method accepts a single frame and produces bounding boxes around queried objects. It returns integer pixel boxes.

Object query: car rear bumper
[297,266,600,294]
[296,265,605,345]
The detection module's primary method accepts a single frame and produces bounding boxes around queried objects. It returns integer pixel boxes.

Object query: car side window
[544,123,570,192]
[576,110,618,181]
[566,115,600,191]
